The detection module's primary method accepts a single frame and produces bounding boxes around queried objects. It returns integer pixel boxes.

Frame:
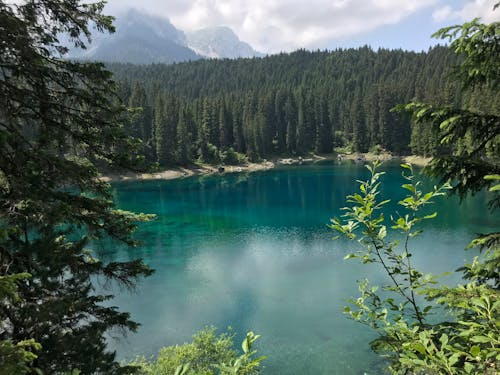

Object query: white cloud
[432,5,454,22]
[104,0,437,53]
[433,0,500,23]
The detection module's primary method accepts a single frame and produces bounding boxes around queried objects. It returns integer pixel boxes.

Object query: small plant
[215,332,266,375]
[330,162,499,374]
[131,328,265,375]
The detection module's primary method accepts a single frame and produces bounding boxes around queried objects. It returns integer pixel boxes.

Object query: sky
[103,0,500,53]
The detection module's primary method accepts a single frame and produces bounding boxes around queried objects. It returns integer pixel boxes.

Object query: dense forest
[1,0,498,373]
[110,47,498,167]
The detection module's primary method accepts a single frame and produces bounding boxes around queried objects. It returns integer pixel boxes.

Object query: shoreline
[101,153,431,183]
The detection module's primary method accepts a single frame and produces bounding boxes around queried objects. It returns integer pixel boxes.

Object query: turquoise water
[100,161,497,374]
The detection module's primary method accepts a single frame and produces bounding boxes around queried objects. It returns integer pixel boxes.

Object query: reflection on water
[104,162,497,374]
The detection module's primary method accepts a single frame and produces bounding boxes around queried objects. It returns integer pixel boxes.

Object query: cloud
[433,0,500,24]
[103,0,437,53]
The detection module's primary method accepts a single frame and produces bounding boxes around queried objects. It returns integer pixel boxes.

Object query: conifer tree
[0,1,154,373]
[284,95,297,154]
[199,99,213,162]
[155,95,169,166]
[177,107,190,165]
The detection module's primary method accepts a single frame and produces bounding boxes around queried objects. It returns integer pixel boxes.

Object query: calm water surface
[100,162,497,374]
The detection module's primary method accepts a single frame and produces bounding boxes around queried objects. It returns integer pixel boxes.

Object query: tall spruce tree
[0,1,153,373]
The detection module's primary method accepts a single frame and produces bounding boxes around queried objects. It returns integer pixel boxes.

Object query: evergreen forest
[111,46,499,167]
[1,0,498,374]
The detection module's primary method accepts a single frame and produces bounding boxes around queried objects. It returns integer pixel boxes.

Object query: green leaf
[439,334,448,347]
[483,174,500,180]
[449,353,460,366]
[378,226,387,240]
[439,115,460,130]
[423,212,437,220]
[464,362,473,373]
[242,338,249,353]
[402,184,416,193]
[470,345,480,357]
[489,184,500,192]
[470,335,490,343]
[413,342,426,355]
[174,364,190,375]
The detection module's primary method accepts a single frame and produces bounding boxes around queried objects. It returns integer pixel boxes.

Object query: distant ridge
[66,10,262,64]
[186,26,264,59]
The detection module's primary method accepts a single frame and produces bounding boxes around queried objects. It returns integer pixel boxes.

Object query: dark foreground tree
[0,1,153,373]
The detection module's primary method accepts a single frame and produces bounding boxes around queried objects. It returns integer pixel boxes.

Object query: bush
[369,144,386,155]
[220,148,248,165]
[331,162,499,374]
[131,328,265,375]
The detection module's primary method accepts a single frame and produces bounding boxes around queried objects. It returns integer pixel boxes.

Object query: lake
[99,161,497,374]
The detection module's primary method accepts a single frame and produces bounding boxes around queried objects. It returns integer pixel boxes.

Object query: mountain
[67,10,200,64]
[186,27,264,59]
[66,10,263,64]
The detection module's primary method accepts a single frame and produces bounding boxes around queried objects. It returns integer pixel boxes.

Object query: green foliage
[395,103,500,208]
[202,143,222,164]
[110,45,464,164]
[331,162,450,328]
[0,0,154,373]
[395,20,499,209]
[394,15,499,291]
[369,144,386,155]
[215,332,266,375]
[342,14,500,374]
[433,18,500,90]
[0,273,41,375]
[332,163,499,374]
[0,339,41,375]
[131,328,265,375]
[220,147,248,165]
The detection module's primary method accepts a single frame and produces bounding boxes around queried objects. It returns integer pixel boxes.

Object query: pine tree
[155,95,169,166]
[274,88,288,154]
[177,107,190,165]
[296,91,307,154]
[314,94,332,153]
[351,87,368,152]
[218,100,233,150]
[199,99,213,162]
[0,1,153,373]
[232,103,246,154]
[284,94,297,154]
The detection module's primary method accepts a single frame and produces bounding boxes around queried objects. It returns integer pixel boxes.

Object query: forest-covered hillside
[110,47,499,166]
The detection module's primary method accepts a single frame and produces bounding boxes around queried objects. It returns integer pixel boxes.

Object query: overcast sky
[103,0,500,53]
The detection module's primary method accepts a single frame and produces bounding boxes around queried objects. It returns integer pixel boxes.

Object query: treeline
[109,47,496,166]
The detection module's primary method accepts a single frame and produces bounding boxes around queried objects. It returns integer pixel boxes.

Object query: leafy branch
[331,163,499,374]
[330,162,450,328]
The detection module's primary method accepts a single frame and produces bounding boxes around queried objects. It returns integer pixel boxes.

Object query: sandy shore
[101,161,277,182]
[400,155,432,167]
[341,152,431,167]
[100,155,330,182]
[101,153,430,182]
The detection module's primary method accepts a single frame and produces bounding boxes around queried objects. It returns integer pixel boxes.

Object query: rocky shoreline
[101,153,431,182]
